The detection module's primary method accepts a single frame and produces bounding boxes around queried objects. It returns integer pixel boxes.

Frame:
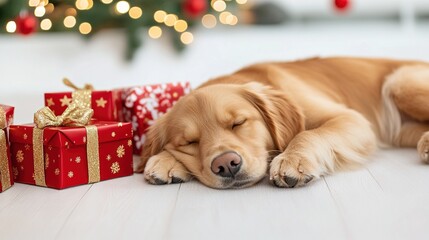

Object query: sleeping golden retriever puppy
[136,57,429,189]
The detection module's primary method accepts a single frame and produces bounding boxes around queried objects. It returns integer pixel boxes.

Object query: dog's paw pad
[151,176,168,185]
[144,154,192,185]
[269,153,320,188]
[284,176,298,187]
[145,169,190,185]
[271,174,315,188]
[172,177,185,184]
[304,175,314,184]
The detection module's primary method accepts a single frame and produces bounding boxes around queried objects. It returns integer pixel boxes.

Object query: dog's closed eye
[182,140,198,146]
[232,119,247,130]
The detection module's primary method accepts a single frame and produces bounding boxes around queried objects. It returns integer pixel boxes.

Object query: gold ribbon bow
[63,78,94,91]
[63,78,94,109]
[0,107,12,191]
[33,104,101,186]
[34,104,94,129]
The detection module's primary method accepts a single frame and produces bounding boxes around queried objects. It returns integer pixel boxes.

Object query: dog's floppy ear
[241,82,305,152]
[136,116,168,173]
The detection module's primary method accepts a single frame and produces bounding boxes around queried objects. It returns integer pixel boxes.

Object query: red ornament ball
[15,14,38,35]
[334,0,350,11]
[183,0,208,18]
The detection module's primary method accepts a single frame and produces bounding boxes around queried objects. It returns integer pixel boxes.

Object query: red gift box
[9,121,133,189]
[0,104,14,192]
[44,90,123,121]
[122,82,191,154]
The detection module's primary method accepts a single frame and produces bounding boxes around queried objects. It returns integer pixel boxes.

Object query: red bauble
[183,0,208,18]
[15,14,38,35]
[334,0,350,11]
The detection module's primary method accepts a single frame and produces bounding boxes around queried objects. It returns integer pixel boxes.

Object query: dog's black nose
[211,152,242,178]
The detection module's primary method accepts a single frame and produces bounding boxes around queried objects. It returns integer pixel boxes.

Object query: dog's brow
[224,110,249,122]
[182,125,199,141]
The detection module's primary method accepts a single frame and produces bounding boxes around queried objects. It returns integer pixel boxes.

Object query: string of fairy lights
[3,0,247,45]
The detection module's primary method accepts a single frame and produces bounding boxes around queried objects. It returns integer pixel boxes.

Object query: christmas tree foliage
[0,0,246,59]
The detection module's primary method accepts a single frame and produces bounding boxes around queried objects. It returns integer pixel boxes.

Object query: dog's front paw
[269,151,321,188]
[144,152,192,185]
[417,132,429,164]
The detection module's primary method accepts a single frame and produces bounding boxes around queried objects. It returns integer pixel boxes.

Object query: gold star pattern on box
[46,98,55,107]
[13,167,18,179]
[75,156,81,163]
[116,145,125,158]
[106,154,111,161]
[16,150,24,162]
[55,168,60,176]
[68,171,74,178]
[128,140,132,147]
[95,97,107,108]
[111,162,120,174]
[60,95,72,107]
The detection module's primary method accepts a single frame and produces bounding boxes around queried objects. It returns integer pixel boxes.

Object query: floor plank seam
[365,168,384,191]
[53,184,94,240]
[162,183,182,240]
[322,176,354,240]
[0,185,30,214]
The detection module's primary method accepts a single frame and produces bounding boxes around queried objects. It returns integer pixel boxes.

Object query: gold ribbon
[0,107,6,129]
[33,128,46,186]
[63,78,93,109]
[0,107,12,191]
[33,104,100,186]
[85,125,100,183]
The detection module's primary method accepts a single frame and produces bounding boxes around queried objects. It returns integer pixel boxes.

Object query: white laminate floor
[1,149,428,240]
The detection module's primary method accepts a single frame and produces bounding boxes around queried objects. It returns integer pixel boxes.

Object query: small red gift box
[122,82,191,154]
[44,88,123,122]
[9,121,133,189]
[0,104,14,192]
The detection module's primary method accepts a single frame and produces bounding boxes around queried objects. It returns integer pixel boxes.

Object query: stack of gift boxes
[0,81,191,192]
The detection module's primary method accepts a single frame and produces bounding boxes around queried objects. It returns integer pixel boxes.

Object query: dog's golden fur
[137,57,429,189]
